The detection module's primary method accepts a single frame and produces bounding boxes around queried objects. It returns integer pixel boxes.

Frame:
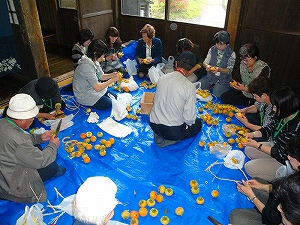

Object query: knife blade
[54,119,62,138]
[208,216,222,225]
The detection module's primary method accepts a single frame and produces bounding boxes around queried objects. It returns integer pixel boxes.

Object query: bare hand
[41,130,52,141]
[46,113,56,120]
[111,54,117,61]
[49,135,60,148]
[110,72,120,82]
[235,113,248,124]
[246,179,264,190]
[245,137,258,148]
[186,70,192,76]
[236,180,255,199]
[233,82,246,91]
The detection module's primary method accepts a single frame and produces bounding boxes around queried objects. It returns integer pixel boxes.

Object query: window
[58,0,76,9]
[6,0,18,25]
[121,0,228,28]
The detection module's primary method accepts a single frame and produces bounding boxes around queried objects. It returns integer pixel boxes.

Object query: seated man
[149,51,202,147]
[18,76,66,120]
[73,176,126,225]
[0,94,65,203]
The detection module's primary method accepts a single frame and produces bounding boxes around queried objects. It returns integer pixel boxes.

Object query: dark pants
[92,90,117,110]
[150,118,202,141]
[35,144,59,182]
[38,161,59,182]
[138,63,152,75]
[220,88,255,106]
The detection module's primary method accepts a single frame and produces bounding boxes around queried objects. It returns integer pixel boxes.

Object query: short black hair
[177,51,196,71]
[176,38,194,53]
[273,172,300,225]
[77,29,94,46]
[86,39,108,60]
[248,77,273,96]
[285,134,300,166]
[239,43,260,60]
[271,86,300,119]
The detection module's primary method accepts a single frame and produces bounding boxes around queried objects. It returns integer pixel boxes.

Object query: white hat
[6,94,39,119]
[75,176,118,217]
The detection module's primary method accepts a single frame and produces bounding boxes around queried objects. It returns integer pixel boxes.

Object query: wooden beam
[13,0,50,78]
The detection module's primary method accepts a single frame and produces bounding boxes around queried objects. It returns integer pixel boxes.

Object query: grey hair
[73,207,107,225]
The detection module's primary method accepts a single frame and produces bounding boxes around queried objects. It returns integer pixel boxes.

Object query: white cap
[6,94,39,119]
[75,176,118,217]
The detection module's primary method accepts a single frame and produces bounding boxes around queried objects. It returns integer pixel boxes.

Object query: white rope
[205,160,249,183]
[61,94,82,117]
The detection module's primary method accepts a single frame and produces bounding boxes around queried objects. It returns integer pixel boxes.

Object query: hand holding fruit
[46,112,56,120]
[235,113,248,124]
[110,72,120,82]
[210,66,218,73]
[49,133,60,147]
[233,82,247,91]
[142,58,152,64]
[41,130,53,141]
[117,52,123,58]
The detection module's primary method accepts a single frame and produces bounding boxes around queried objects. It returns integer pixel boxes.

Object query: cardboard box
[140,92,154,114]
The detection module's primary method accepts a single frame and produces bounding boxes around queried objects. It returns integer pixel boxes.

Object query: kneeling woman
[73,39,120,110]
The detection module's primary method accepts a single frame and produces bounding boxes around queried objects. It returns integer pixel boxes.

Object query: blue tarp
[0,44,253,224]
[0,82,253,225]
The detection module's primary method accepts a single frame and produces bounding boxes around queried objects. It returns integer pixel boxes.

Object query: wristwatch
[257,144,263,151]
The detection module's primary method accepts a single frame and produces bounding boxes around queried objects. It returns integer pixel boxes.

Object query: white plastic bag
[16,203,46,225]
[165,56,174,69]
[108,93,129,121]
[123,59,137,76]
[120,76,139,91]
[44,114,74,131]
[149,63,165,84]
[224,150,246,169]
[276,160,295,178]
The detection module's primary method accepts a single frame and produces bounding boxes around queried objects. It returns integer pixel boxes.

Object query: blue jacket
[134,37,162,66]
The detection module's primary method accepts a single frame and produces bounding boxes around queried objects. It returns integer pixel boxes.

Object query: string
[274,110,299,138]
[205,161,249,183]
[42,99,53,108]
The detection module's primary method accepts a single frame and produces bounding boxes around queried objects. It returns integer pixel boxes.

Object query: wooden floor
[0,53,74,108]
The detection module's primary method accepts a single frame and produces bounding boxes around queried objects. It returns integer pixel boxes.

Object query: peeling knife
[208,216,222,225]
[54,119,62,138]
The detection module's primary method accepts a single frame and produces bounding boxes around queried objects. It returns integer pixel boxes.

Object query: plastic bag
[44,114,74,131]
[16,203,46,225]
[223,150,246,169]
[165,56,174,69]
[209,144,232,159]
[120,76,139,91]
[108,93,129,121]
[148,63,165,84]
[123,59,137,76]
[276,160,295,178]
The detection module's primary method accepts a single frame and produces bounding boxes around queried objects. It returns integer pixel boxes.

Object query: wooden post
[13,0,50,79]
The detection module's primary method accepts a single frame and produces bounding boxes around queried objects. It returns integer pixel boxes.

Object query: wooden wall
[78,0,113,40]
[238,0,300,91]
[118,0,300,92]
